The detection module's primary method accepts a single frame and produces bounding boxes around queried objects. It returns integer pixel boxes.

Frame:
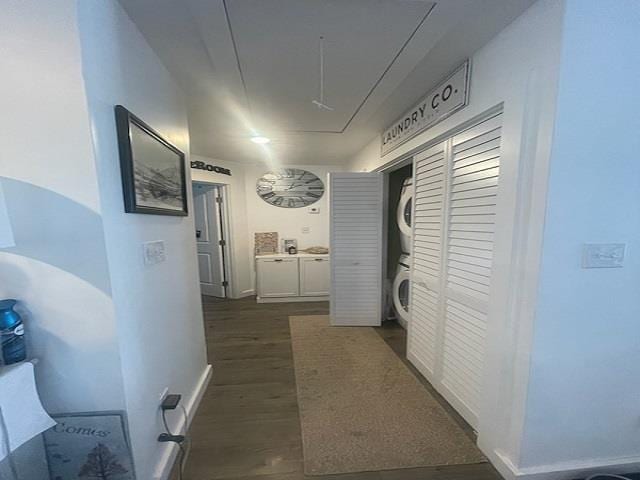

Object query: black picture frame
[115,105,188,216]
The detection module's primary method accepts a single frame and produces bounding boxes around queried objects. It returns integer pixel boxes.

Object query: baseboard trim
[152,364,213,480]
[490,448,640,480]
[238,289,255,298]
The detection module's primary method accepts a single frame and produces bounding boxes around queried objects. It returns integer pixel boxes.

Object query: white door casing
[194,184,226,297]
[330,172,384,326]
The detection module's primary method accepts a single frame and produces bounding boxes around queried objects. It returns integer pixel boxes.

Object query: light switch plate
[301,226,310,234]
[143,240,166,265]
[582,243,625,268]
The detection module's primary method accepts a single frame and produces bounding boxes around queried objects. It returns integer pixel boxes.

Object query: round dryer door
[392,269,411,325]
[397,189,412,238]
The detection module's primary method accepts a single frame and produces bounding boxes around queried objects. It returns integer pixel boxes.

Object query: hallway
[183,297,501,480]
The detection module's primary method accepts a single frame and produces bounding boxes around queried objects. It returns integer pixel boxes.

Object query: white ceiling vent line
[311,36,334,112]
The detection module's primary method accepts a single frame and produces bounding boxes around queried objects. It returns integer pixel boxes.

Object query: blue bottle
[0,299,26,365]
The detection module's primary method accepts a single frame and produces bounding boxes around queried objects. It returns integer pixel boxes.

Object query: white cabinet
[256,254,329,302]
[300,257,330,296]
[256,257,299,298]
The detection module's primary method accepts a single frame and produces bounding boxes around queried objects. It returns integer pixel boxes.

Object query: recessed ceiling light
[250,136,271,144]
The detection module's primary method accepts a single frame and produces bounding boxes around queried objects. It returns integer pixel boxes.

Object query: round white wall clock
[256,168,325,208]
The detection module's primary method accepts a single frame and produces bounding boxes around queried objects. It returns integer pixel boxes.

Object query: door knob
[196,230,201,239]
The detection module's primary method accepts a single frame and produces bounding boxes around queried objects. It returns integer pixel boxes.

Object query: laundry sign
[381,60,470,156]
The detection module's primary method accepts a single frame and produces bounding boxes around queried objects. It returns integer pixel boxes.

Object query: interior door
[440,113,502,428]
[193,184,226,297]
[407,112,503,430]
[330,173,383,326]
[408,141,447,377]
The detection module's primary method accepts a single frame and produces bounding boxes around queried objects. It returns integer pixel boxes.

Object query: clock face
[256,169,325,208]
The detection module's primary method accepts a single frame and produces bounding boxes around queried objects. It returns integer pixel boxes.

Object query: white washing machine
[392,253,411,328]
[397,177,413,254]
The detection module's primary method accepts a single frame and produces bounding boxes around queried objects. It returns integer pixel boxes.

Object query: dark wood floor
[181,296,502,480]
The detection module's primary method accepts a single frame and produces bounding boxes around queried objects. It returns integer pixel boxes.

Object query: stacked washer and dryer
[392,176,412,328]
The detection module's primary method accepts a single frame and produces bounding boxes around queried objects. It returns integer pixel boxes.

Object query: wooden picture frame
[115,105,188,216]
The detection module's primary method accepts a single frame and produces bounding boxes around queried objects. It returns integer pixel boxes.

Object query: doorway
[193,182,230,298]
[385,163,413,328]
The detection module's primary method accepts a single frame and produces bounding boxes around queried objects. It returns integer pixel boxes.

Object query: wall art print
[44,411,135,480]
[115,105,188,216]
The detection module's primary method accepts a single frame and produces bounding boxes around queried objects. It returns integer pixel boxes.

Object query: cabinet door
[257,258,299,297]
[300,257,330,296]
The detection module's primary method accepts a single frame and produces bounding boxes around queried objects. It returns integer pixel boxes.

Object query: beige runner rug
[289,315,485,475]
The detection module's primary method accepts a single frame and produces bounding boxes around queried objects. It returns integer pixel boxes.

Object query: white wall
[244,164,336,248]
[191,159,342,293]
[243,164,340,287]
[77,1,209,479]
[0,2,125,476]
[0,0,125,414]
[519,0,640,473]
[191,157,254,297]
[346,0,566,477]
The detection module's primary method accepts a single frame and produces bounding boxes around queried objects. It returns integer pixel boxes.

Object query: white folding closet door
[441,114,502,426]
[408,113,502,429]
[407,142,447,375]
[330,173,383,326]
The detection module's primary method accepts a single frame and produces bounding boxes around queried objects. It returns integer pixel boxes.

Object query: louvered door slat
[330,173,383,326]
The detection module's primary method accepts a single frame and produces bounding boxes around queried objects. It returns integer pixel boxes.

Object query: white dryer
[392,253,411,328]
[397,177,413,254]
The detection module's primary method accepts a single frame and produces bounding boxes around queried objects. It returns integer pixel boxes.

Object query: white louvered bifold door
[441,113,501,428]
[330,173,383,326]
[407,142,447,376]
[408,112,502,430]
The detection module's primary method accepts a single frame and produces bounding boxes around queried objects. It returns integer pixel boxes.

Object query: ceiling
[118,0,535,165]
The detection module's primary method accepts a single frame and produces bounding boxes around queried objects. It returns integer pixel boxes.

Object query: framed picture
[115,105,188,216]
[44,411,136,480]
[255,232,278,255]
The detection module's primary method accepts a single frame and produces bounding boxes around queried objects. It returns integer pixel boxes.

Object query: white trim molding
[238,289,255,298]
[490,448,640,480]
[152,365,212,480]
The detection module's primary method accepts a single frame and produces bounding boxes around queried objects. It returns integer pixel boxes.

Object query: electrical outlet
[144,240,166,265]
[301,226,310,234]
